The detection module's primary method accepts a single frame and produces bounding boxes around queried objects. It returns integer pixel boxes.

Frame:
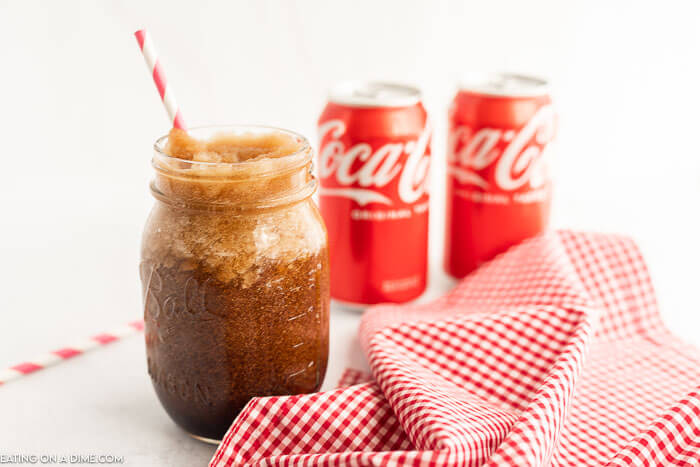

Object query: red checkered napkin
[210,231,700,466]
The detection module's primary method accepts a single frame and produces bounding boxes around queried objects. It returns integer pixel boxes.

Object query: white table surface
[0,217,451,466]
[1,226,699,467]
[0,300,367,465]
[3,2,700,464]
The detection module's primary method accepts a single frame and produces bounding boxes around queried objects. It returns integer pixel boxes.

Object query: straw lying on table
[0,320,144,386]
[1,30,184,387]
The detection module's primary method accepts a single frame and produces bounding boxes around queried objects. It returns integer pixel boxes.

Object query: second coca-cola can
[318,81,431,307]
[445,73,556,278]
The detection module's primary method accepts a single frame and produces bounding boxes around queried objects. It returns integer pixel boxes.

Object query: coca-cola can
[445,73,556,278]
[318,81,431,307]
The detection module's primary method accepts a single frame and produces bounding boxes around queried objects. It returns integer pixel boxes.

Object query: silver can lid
[458,72,549,97]
[328,81,422,108]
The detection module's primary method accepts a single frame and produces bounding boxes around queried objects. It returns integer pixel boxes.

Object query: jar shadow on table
[342,329,371,374]
[107,389,217,456]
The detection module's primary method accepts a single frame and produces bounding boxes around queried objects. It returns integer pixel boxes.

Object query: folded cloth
[210,231,700,466]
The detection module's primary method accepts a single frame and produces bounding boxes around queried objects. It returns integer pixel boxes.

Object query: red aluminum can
[445,73,556,278]
[317,82,431,306]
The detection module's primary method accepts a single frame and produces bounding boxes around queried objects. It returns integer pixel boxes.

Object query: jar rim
[151,124,316,210]
[152,124,312,175]
[149,178,318,212]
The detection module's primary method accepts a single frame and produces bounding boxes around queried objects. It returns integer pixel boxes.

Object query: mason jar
[139,125,330,442]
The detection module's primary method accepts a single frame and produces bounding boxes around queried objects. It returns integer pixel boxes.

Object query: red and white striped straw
[1,31,186,387]
[134,29,187,130]
[0,320,144,386]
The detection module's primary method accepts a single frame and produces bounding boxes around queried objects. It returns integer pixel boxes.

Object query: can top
[328,81,422,108]
[458,72,549,97]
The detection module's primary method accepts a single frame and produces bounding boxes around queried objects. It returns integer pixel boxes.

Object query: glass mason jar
[139,125,330,443]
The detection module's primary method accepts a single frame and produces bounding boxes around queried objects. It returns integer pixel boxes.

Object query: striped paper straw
[134,29,187,130]
[0,320,144,386]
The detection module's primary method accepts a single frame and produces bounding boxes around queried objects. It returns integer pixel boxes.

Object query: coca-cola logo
[317,119,431,206]
[448,105,555,192]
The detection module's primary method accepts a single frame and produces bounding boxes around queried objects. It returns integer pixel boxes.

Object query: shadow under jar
[139,125,330,443]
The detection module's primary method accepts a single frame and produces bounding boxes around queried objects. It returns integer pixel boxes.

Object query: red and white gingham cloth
[210,230,700,466]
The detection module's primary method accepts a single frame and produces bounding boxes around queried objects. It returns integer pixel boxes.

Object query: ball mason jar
[139,125,330,442]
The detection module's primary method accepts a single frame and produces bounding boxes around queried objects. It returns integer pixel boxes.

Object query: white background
[1,1,699,465]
